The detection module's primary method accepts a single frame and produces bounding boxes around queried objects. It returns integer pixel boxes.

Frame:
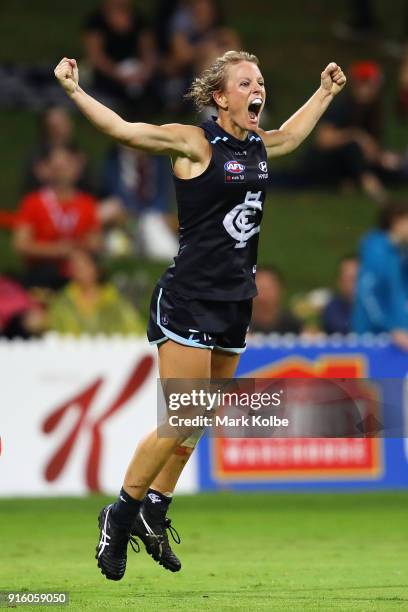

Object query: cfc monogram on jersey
[159,117,268,301]
[223,191,263,248]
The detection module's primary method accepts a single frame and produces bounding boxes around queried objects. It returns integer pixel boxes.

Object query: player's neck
[216,115,248,142]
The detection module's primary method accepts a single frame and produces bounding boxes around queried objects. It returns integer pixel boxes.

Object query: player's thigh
[211,350,241,378]
[158,339,212,379]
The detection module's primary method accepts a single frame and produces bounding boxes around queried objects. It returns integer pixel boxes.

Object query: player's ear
[213,90,228,110]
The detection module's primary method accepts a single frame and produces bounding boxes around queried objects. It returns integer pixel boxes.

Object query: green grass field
[0,492,407,611]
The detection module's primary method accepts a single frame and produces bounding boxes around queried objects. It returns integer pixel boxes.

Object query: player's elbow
[119,121,156,150]
[106,118,134,146]
[289,133,304,152]
[119,121,137,147]
[267,129,300,157]
[280,131,303,155]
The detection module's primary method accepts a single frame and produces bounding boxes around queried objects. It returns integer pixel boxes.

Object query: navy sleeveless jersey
[159,117,269,301]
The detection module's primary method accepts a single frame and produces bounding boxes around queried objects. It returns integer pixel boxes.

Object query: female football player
[55,50,346,580]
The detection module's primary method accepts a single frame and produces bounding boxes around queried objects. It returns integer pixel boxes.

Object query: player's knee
[180,427,205,450]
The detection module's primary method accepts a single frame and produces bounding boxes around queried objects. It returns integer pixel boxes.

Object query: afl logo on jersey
[224,160,245,173]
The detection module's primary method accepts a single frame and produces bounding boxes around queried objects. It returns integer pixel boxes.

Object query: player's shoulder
[163,123,209,162]
[163,123,206,141]
[249,126,278,151]
[254,127,267,138]
[250,127,269,145]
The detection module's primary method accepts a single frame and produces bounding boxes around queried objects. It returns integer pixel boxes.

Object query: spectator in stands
[14,146,101,290]
[22,105,93,193]
[249,266,302,335]
[322,256,359,334]
[153,0,180,56]
[353,201,408,350]
[49,248,144,336]
[333,0,378,41]
[100,144,178,260]
[302,61,404,204]
[0,275,45,339]
[161,0,241,112]
[83,0,157,114]
[334,0,408,53]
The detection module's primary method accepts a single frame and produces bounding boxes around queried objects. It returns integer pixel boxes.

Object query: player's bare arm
[54,58,210,178]
[258,62,347,158]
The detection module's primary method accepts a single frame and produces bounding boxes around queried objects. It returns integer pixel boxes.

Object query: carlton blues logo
[224,160,246,183]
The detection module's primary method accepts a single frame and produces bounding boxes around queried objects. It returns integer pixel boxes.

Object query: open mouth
[248,98,263,122]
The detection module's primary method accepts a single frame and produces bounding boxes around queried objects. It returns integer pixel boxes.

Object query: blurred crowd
[82,0,240,117]
[0,102,161,339]
[0,0,239,118]
[272,58,408,204]
[2,0,408,346]
[248,199,408,353]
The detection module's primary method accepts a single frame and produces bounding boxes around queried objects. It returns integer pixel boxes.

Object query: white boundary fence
[0,336,198,497]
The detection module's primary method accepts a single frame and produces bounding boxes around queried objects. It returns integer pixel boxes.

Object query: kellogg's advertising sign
[0,338,198,496]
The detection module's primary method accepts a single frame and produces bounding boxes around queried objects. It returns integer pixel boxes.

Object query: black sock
[143,488,172,520]
[110,487,142,531]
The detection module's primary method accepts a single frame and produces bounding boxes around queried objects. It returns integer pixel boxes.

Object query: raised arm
[258,62,347,158]
[54,58,203,160]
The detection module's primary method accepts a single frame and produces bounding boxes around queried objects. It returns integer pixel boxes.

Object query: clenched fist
[54,57,79,95]
[320,62,346,97]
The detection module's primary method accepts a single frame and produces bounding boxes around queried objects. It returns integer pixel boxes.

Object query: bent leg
[123,340,211,500]
[96,340,211,578]
[127,347,241,574]
[149,349,241,495]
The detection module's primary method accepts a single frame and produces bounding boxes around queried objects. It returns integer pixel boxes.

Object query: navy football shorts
[147,285,252,354]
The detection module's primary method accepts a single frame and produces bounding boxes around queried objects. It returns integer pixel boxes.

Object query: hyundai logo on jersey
[224,161,245,173]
